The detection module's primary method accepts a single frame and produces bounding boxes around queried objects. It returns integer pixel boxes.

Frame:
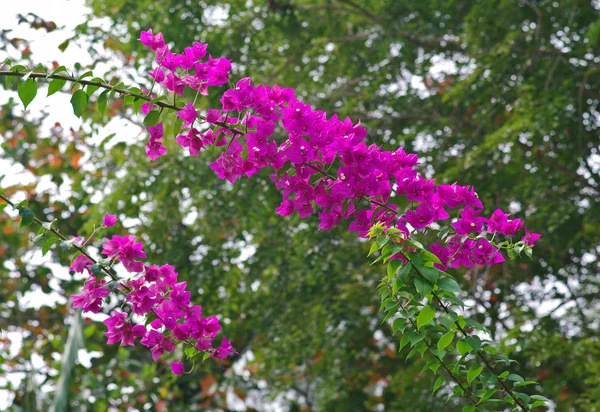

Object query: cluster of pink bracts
[72,214,234,374]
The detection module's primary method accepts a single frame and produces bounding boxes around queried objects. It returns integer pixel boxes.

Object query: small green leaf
[18,208,34,228]
[71,90,89,118]
[48,66,68,77]
[124,94,135,105]
[507,374,524,384]
[420,266,440,284]
[433,375,445,394]
[143,110,161,127]
[392,318,406,335]
[467,364,482,384]
[417,305,435,330]
[387,259,402,281]
[86,78,104,97]
[438,277,462,294]
[477,388,498,405]
[399,333,411,351]
[78,71,93,81]
[465,336,481,352]
[414,277,434,297]
[98,90,109,115]
[368,241,381,256]
[18,79,38,109]
[531,401,546,408]
[89,264,102,276]
[47,78,67,96]
[185,346,199,359]
[462,406,475,412]
[404,239,424,250]
[407,331,424,345]
[457,340,472,355]
[133,98,145,113]
[173,116,184,138]
[397,263,412,285]
[42,237,61,256]
[422,249,442,264]
[438,331,454,351]
[58,39,70,51]
[109,82,124,99]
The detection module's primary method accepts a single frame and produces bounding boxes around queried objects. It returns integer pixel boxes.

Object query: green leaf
[48,78,67,96]
[507,374,524,384]
[465,336,481,352]
[368,241,381,256]
[18,208,34,228]
[109,82,124,99]
[407,331,424,346]
[42,237,61,256]
[399,333,411,351]
[477,388,498,405]
[185,346,199,359]
[462,407,475,412]
[387,259,402,281]
[133,97,145,113]
[124,94,135,105]
[89,264,102,276]
[438,277,462,294]
[414,277,434,297]
[417,305,435,330]
[433,375,445,394]
[422,249,442,265]
[531,401,546,408]
[98,90,109,115]
[70,90,89,118]
[404,239,424,250]
[78,71,93,81]
[392,318,406,335]
[420,266,440,284]
[457,340,472,355]
[58,39,70,51]
[467,364,482,384]
[437,331,454,351]
[18,79,38,109]
[173,116,184,138]
[48,65,68,77]
[397,263,412,285]
[143,110,161,127]
[86,78,104,97]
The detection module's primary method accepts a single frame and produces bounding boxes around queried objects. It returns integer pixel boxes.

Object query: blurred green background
[1,0,599,410]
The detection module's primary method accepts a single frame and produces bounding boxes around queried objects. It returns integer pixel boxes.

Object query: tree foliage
[0,1,599,410]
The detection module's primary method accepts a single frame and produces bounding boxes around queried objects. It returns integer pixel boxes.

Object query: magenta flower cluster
[71,214,235,374]
[138,29,540,272]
